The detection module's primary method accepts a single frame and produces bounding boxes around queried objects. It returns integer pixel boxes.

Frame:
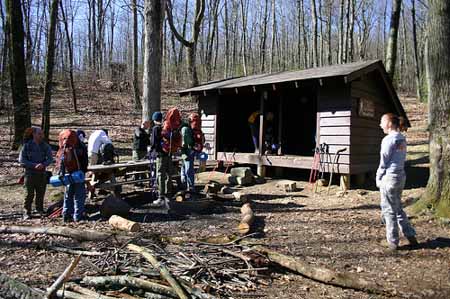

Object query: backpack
[100,143,117,165]
[56,129,81,173]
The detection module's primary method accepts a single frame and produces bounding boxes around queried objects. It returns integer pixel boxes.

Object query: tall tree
[269,0,276,72]
[420,0,450,217]
[132,0,141,111]
[166,0,205,87]
[41,0,59,140]
[60,0,77,113]
[411,0,423,101]
[311,0,319,67]
[0,1,9,110]
[385,0,402,80]
[142,0,165,121]
[6,0,31,149]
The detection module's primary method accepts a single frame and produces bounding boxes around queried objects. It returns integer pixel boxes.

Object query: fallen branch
[252,245,390,296]
[0,273,45,299]
[127,244,189,299]
[46,255,81,298]
[66,283,116,298]
[81,275,177,298]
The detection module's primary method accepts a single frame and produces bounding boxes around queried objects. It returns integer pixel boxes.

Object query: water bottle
[49,170,85,187]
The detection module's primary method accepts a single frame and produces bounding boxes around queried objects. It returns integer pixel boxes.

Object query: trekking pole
[326,148,346,195]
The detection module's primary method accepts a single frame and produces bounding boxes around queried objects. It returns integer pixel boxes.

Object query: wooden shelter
[178,60,409,181]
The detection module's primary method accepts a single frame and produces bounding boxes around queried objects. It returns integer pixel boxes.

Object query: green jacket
[180,125,194,159]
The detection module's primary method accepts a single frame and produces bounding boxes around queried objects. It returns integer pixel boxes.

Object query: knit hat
[152,111,163,122]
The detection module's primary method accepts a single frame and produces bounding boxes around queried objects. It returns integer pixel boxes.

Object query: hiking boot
[380,239,398,251]
[36,210,46,217]
[406,236,419,246]
[152,197,164,205]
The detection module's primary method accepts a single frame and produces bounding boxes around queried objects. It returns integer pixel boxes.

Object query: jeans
[63,182,86,221]
[156,154,173,197]
[380,174,416,245]
[181,153,195,192]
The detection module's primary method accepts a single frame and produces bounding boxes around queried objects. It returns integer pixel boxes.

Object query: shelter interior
[216,82,318,157]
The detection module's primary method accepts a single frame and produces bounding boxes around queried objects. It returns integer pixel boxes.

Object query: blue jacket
[376,132,407,186]
[19,140,54,175]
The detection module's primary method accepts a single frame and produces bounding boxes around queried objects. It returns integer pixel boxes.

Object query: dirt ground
[0,82,449,298]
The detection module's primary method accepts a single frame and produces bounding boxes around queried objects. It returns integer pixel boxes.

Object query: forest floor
[0,81,449,299]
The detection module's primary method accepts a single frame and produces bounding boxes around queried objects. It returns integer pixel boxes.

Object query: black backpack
[100,143,118,165]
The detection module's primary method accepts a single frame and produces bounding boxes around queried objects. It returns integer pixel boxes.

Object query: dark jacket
[133,127,150,152]
[150,124,163,155]
[19,140,54,175]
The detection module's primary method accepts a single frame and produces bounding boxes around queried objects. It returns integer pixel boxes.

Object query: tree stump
[237,203,254,235]
[109,215,141,232]
[276,180,297,192]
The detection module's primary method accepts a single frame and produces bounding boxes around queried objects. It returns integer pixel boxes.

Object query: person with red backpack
[180,113,205,193]
[57,129,89,222]
[19,126,53,220]
[150,108,182,205]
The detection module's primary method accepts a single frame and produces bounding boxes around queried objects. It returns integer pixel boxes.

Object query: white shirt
[88,130,112,156]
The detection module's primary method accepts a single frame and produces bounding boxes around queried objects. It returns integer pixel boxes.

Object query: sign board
[358,98,375,118]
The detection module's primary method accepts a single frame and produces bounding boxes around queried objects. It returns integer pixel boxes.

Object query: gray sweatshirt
[376,131,407,186]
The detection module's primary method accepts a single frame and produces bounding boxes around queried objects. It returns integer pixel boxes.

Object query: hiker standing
[150,109,182,204]
[18,126,54,219]
[180,113,205,193]
[87,129,112,165]
[133,120,151,184]
[248,110,261,153]
[376,113,418,250]
[57,129,89,222]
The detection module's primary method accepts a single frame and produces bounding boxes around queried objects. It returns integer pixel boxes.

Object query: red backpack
[56,129,80,173]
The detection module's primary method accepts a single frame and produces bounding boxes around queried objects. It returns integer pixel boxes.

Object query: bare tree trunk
[206,0,219,81]
[411,0,423,101]
[260,0,269,72]
[385,0,401,80]
[311,0,318,67]
[326,0,332,65]
[343,0,350,63]
[6,0,31,149]
[421,0,450,218]
[88,0,92,69]
[22,0,33,74]
[132,0,141,111]
[338,0,344,64]
[224,0,230,77]
[0,2,8,110]
[60,0,77,113]
[240,0,248,75]
[269,0,276,72]
[41,0,59,140]
[165,0,205,87]
[142,0,165,121]
[348,0,355,62]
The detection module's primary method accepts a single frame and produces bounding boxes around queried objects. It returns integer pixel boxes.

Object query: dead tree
[41,0,59,140]
[0,2,9,110]
[269,0,276,72]
[142,0,165,121]
[311,0,318,67]
[166,0,205,87]
[385,0,402,80]
[60,0,77,113]
[6,0,31,149]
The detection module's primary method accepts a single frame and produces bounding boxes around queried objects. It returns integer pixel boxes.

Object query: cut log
[100,195,131,218]
[236,176,254,186]
[109,215,141,232]
[0,225,123,242]
[230,167,253,178]
[81,275,177,298]
[66,283,116,299]
[127,244,189,299]
[0,273,45,299]
[252,245,390,296]
[276,180,297,192]
[46,255,81,298]
[237,203,255,235]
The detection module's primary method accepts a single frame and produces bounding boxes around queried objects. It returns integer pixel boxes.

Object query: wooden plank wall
[317,82,352,174]
[350,72,393,174]
[199,95,219,160]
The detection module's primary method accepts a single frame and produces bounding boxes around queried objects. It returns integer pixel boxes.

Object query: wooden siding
[350,72,389,174]
[199,96,219,159]
[317,82,352,174]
